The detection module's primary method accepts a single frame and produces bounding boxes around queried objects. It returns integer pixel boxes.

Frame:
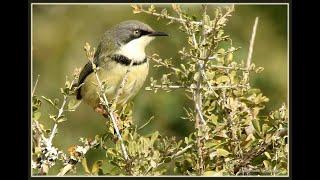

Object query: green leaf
[204,170,223,176]
[247,88,261,95]
[34,147,42,154]
[60,87,70,95]
[206,71,215,79]
[184,137,189,144]
[209,114,218,125]
[216,75,229,83]
[262,124,270,135]
[57,117,67,123]
[41,96,55,107]
[91,160,103,175]
[131,5,142,14]
[263,160,271,169]
[161,8,168,16]
[49,114,56,121]
[217,48,225,55]
[252,119,261,133]
[148,5,156,12]
[225,53,233,64]
[180,64,186,72]
[204,141,215,149]
[67,99,82,111]
[193,72,200,81]
[255,66,264,73]
[203,14,210,25]
[150,160,157,168]
[216,148,230,157]
[33,111,41,121]
[81,157,91,174]
[150,131,159,143]
[264,152,271,159]
[203,171,215,176]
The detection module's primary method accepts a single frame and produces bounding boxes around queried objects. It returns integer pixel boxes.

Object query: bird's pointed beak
[148,31,168,37]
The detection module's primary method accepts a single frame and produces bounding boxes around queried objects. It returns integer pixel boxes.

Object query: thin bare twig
[194,64,205,175]
[39,78,76,175]
[217,5,235,26]
[149,84,185,89]
[199,67,219,98]
[209,65,248,71]
[32,121,47,147]
[192,5,210,175]
[48,94,67,145]
[32,74,40,96]
[148,83,248,91]
[57,138,99,176]
[139,7,202,25]
[57,164,73,176]
[48,77,76,146]
[147,56,189,77]
[193,91,206,125]
[246,17,259,69]
[137,116,154,131]
[243,17,259,83]
[112,61,133,106]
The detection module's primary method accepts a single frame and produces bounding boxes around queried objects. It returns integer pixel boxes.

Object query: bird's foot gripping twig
[94,105,122,134]
[94,104,108,115]
[95,104,121,130]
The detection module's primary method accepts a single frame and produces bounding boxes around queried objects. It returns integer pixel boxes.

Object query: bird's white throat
[117,36,155,63]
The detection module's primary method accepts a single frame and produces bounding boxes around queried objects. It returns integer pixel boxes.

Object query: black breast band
[110,54,147,66]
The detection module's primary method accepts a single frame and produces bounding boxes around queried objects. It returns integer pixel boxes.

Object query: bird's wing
[76,44,102,100]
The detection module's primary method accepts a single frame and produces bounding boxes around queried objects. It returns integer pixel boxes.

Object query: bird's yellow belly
[80,62,149,108]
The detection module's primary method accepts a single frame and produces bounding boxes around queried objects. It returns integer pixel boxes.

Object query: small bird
[76,20,168,114]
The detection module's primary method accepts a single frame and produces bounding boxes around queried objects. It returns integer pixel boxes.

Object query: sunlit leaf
[41,96,55,107]
[81,157,91,174]
[91,160,103,175]
[216,148,230,157]
[252,119,261,133]
[33,111,41,121]
[67,99,82,111]
[216,75,229,83]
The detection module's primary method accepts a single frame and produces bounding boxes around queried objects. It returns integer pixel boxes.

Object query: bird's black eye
[133,29,141,37]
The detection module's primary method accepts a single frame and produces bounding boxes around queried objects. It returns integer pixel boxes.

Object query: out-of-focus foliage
[32,4,288,176]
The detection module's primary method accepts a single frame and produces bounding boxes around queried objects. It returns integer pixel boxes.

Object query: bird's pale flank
[76,20,168,113]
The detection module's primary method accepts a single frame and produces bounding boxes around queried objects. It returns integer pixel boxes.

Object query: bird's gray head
[111,20,168,62]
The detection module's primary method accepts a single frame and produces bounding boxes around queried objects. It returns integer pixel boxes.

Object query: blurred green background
[32,4,287,174]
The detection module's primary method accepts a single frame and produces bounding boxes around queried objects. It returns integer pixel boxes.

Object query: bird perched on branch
[75,20,168,114]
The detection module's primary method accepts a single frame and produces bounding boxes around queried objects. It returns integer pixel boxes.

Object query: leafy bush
[32,4,288,176]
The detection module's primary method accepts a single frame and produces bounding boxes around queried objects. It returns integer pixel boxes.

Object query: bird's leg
[94,104,108,115]
[95,104,121,128]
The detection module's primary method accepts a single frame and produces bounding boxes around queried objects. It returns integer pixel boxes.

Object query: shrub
[32,4,288,176]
